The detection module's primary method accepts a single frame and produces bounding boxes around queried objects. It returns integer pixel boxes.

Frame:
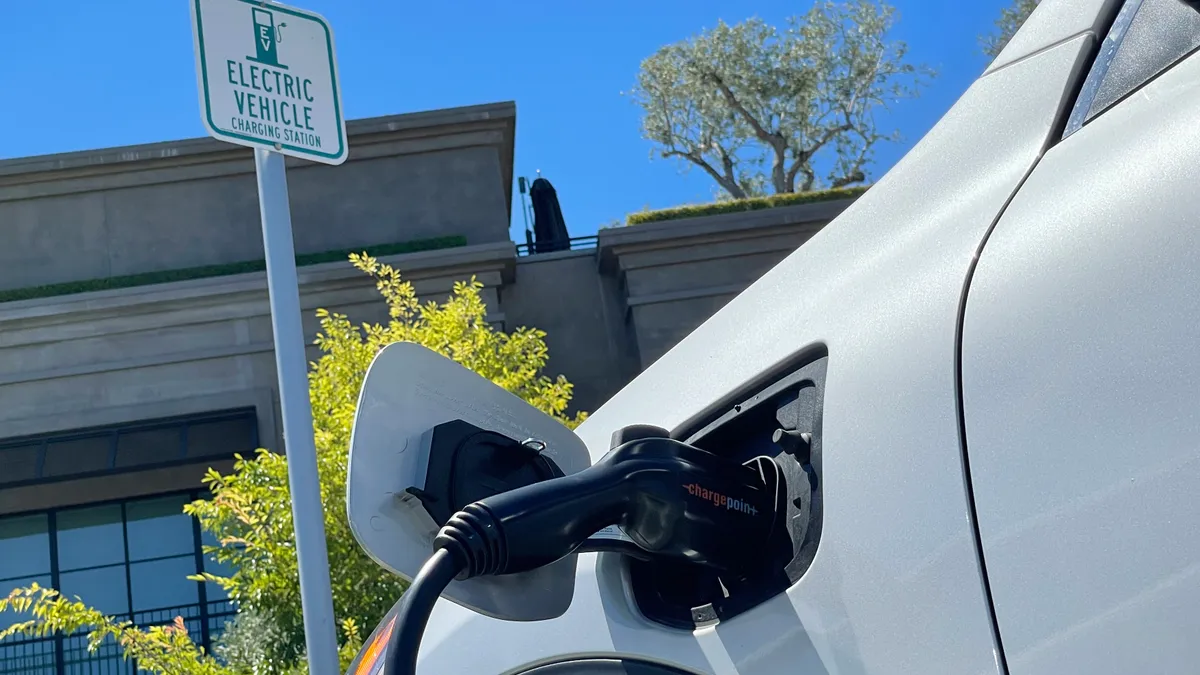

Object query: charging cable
[385,434,786,675]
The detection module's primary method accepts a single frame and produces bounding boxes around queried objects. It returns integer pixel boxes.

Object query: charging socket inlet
[625,353,828,629]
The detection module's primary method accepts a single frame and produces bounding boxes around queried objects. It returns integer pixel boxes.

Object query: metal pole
[254,148,339,675]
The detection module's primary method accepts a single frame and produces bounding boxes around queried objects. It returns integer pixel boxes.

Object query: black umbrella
[529,177,570,253]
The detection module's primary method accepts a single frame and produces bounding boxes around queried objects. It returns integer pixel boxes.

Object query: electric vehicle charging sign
[190,0,348,165]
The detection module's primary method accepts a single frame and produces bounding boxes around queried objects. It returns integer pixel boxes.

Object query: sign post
[189,1,347,673]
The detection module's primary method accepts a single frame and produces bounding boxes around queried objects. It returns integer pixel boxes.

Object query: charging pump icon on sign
[249,8,289,70]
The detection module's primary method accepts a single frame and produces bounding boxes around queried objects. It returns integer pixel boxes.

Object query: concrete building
[0,101,856,673]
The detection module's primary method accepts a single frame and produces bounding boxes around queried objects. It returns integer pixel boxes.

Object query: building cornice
[596,197,857,276]
[0,241,517,336]
[0,101,517,220]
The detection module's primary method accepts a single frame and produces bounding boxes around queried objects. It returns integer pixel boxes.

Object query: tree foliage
[628,0,932,199]
[0,254,586,675]
[981,0,1039,59]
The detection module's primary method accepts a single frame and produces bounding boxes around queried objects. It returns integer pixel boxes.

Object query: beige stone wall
[0,103,516,293]
[597,199,854,370]
[0,243,514,451]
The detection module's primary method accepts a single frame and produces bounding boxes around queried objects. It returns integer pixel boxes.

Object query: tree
[981,0,1039,59]
[627,0,932,199]
[0,253,587,675]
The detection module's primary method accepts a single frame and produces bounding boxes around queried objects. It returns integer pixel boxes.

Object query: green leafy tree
[1,253,586,675]
[981,0,1040,58]
[627,0,933,199]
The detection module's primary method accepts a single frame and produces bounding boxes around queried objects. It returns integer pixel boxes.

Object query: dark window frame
[0,407,259,490]
[0,409,257,674]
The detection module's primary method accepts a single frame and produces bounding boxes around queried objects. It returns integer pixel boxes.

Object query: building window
[0,409,258,674]
[0,491,237,675]
[0,408,260,489]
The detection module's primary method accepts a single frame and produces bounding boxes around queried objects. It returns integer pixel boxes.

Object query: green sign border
[193,0,346,161]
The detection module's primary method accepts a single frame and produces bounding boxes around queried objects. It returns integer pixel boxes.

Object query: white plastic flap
[346,341,592,621]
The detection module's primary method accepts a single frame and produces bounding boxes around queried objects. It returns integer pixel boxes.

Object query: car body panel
[984,0,1119,74]
[962,41,1200,675]
[409,27,1097,675]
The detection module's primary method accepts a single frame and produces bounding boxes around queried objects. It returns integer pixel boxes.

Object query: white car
[346,0,1200,672]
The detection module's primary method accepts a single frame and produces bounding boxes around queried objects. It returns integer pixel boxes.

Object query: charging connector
[386,431,788,675]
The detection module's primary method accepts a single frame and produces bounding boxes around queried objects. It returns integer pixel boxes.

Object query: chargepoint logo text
[684,483,758,516]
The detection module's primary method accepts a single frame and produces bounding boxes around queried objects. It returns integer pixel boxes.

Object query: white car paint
[962,21,1200,675]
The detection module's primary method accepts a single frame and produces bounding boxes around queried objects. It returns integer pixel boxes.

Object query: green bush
[0,235,467,304]
[625,185,868,226]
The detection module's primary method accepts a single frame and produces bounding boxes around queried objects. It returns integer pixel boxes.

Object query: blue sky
[0,0,1014,242]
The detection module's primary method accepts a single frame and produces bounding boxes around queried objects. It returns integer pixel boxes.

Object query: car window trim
[1063,0,1145,139]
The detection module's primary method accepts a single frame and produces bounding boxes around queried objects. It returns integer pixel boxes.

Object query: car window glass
[1074,0,1200,131]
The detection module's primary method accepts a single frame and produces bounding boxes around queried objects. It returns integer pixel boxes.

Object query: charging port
[626,352,828,629]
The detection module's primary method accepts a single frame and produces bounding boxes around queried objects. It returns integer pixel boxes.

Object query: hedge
[0,235,468,304]
[625,185,869,226]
